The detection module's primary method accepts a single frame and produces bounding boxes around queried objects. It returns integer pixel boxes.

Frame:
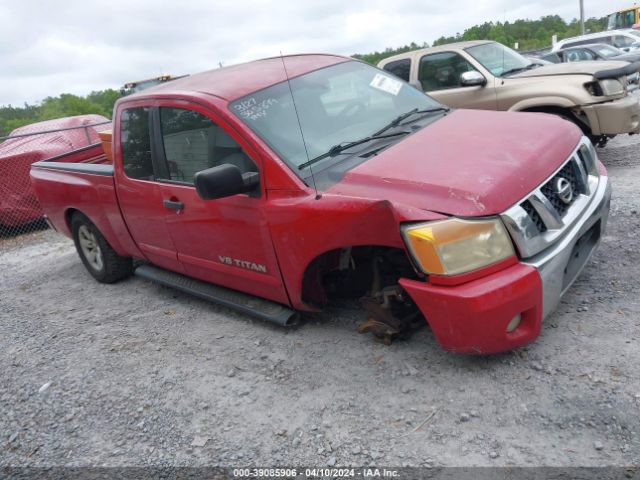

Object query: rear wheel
[71,212,133,283]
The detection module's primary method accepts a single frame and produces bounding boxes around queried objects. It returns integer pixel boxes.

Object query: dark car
[542,43,640,64]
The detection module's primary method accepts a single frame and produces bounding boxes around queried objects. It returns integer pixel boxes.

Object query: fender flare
[509,97,576,112]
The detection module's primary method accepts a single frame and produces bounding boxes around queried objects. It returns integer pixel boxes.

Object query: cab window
[565,49,596,62]
[419,52,477,91]
[541,52,561,63]
[158,107,256,185]
[121,107,153,180]
[613,35,636,49]
[383,59,411,82]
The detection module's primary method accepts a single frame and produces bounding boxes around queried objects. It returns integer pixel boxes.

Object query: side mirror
[194,164,259,200]
[460,71,486,87]
[409,80,424,91]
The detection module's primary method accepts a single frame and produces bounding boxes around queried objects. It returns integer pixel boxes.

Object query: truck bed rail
[31,161,113,176]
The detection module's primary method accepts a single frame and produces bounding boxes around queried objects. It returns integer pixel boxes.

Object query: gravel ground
[1,134,640,469]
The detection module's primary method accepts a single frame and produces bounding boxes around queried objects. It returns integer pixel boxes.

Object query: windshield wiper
[298,131,409,170]
[298,106,449,170]
[500,63,539,77]
[372,106,450,136]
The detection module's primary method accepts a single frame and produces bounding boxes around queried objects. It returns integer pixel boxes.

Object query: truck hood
[511,60,629,78]
[611,52,640,63]
[328,109,582,217]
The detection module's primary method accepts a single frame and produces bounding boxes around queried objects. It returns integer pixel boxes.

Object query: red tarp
[0,114,110,227]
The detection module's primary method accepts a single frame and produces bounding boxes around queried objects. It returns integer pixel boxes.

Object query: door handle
[163,199,184,210]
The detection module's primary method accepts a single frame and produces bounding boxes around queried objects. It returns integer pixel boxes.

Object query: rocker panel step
[134,264,298,327]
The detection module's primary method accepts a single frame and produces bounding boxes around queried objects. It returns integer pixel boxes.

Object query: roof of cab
[122,54,351,103]
[378,40,492,65]
[418,40,494,51]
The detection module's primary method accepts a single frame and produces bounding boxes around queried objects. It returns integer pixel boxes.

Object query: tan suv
[378,40,640,146]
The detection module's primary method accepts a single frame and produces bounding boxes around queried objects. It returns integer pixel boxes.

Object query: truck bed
[42,142,110,166]
[30,147,141,259]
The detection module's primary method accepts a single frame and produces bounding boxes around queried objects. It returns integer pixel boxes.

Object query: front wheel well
[301,245,426,344]
[300,245,419,308]
[520,105,591,133]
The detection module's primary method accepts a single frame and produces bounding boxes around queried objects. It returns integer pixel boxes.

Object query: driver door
[418,52,498,110]
[152,102,290,305]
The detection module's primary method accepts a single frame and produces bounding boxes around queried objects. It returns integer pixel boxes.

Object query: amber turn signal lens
[402,218,515,276]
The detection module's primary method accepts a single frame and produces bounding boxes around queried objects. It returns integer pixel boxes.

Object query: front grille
[540,160,582,217]
[521,200,547,233]
[500,137,600,259]
[576,148,591,174]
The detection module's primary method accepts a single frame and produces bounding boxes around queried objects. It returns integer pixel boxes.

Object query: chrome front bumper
[523,176,611,319]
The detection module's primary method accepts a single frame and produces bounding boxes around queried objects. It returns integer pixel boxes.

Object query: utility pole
[579,0,585,35]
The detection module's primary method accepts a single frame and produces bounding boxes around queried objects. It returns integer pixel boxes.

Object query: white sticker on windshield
[233,97,279,121]
[370,73,402,96]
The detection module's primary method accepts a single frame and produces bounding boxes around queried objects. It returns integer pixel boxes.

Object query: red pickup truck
[30,54,611,354]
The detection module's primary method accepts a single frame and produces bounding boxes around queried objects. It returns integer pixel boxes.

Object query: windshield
[593,44,623,58]
[229,61,441,175]
[465,42,531,77]
[607,11,635,30]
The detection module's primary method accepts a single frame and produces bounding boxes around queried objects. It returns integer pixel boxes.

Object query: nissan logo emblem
[554,177,573,205]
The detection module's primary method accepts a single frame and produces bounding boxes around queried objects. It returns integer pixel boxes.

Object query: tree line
[1,14,610,136]
[0,90,120,137]
[354,14,608,65]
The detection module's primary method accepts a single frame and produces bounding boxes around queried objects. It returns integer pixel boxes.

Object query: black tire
[71,212,133,283]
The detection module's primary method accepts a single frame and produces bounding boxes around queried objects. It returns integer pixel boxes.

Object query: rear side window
[623,10,636,28]
[598,36,614,46]
[565,49,596,62]
[419,52,477,91]
[541,53,561,63]
[159,107,256,184]
[614,35,636,49]
[383,59,411,82]
[121,107,153,180]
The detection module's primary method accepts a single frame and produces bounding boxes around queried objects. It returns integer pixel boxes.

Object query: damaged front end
[582,61,640,144]
[357,257,422,345]
[315,246,424,345]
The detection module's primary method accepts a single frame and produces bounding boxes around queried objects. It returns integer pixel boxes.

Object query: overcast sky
[0,0,631,107]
